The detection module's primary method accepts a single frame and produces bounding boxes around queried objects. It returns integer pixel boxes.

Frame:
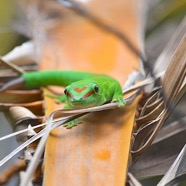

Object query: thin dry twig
[0,58,25,75]
[0,90,139,169]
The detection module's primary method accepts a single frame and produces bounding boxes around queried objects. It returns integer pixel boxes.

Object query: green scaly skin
[22,70,125,128]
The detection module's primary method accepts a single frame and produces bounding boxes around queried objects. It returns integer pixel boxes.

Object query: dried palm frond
[131,34,186,160]
[0,25,45,184]
[129,16,186,184]
[130,116,186,179]
[158,144,186,186]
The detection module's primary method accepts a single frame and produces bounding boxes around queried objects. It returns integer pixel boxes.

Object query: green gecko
[0,71,125,128]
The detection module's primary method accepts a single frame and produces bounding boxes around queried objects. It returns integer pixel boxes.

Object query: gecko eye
[64,88,67,95]
[93,85,99,93]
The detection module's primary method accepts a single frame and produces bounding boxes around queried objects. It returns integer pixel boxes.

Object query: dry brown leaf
[130,117,186,179]
[131,35,186,159]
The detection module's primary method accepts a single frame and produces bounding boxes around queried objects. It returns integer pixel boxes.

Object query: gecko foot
[112,96,126,107]
[63,119,82,129]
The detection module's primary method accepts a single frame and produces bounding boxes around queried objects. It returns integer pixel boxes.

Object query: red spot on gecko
[83,90,95,98]
[74,86,87,92]
[67,92,74,99]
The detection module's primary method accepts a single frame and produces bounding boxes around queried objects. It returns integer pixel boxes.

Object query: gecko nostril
[72,97,83,101]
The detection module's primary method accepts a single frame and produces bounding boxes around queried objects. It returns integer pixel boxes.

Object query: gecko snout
[72,97,83,101]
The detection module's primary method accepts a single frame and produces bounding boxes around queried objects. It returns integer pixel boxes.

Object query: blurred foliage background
[0,0,27,55]
[145,0,186,63]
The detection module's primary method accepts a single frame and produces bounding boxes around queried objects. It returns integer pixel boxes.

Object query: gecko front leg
[63,104,82,129]
[112,95,126,107]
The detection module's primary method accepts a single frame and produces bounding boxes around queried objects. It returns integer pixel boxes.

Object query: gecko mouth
[69,99,95,108]
[69,100,84,107]
[72,102,82,106]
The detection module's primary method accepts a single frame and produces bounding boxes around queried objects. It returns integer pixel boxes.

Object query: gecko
[0,71,125,128]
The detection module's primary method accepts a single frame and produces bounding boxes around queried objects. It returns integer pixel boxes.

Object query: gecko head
[64,81,102,109]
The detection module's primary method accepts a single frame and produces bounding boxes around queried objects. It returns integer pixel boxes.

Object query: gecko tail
[0,77,24,92]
